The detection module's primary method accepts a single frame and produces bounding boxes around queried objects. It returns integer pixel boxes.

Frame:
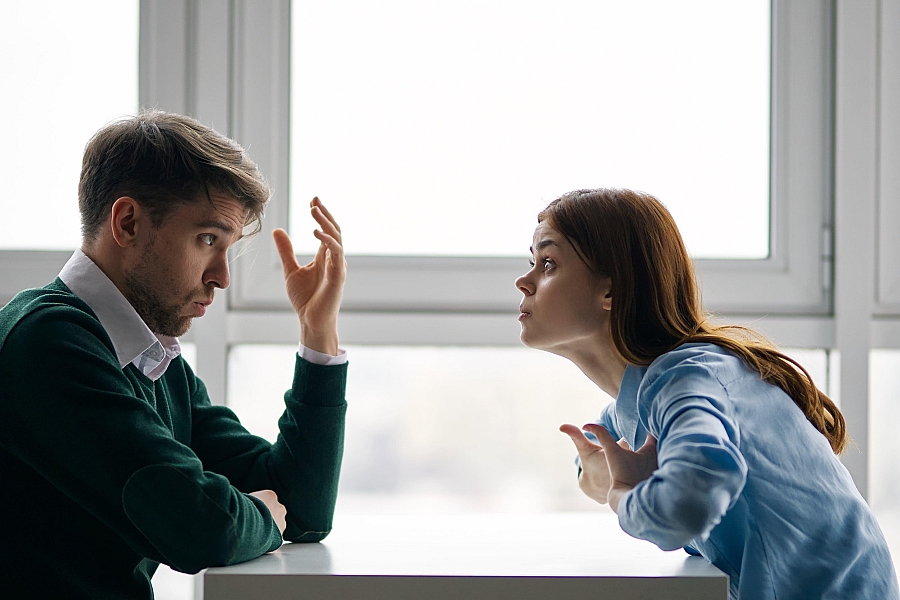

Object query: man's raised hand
[272,197,346,356]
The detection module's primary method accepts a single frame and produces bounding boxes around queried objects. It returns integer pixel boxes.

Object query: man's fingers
[559,424,602,455]
[313,230,347,279]
[310,197,340,230]
[302,236,327,271]
[311,197,342,240]
[273,228,301,277]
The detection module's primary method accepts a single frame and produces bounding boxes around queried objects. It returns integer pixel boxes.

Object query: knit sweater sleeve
[186,355,347,543]
[0,303,283,574]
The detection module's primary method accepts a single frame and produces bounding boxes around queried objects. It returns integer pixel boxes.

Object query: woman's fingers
[560,424,602,456]
[636,434,658,457]
[582,423,620,453]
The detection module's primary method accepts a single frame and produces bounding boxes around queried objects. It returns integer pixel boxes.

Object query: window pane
[227,344,829,514]
[870,350,900,513]
[228,345,611,513]
[870,350,900,561]
[290,0,770,258]
[0,1,139,250]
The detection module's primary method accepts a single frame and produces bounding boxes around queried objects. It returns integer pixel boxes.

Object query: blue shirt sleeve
[617,352,748,551]
[595,400,620,440]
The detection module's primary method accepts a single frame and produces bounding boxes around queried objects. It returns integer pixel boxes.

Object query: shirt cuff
[298,343,348,366]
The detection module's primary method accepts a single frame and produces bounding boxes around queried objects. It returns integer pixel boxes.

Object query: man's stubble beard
[122,245,197,338]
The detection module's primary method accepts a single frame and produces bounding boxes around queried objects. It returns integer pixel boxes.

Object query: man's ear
[108,197,142,248]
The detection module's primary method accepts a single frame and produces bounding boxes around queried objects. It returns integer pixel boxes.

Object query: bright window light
[226,344,823,514]
[290,0,771,258]
[0,1,139,250]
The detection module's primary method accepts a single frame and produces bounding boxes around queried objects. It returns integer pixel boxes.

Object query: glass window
[0,1,139,250]
[229,345,610,513]
[290,0,770,259]
[227,343,827,514]
[870,350,900,513]
[869,350,900,559]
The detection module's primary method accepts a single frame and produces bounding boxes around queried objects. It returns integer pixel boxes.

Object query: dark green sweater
[0,279,347,599]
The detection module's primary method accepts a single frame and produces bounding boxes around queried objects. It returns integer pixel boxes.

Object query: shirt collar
[615,364,649,450]
[58,249,180,380]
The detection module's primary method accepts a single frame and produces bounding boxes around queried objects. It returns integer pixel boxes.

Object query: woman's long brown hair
[540,188,846,454]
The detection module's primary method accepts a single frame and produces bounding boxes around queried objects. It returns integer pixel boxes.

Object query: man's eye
[200,234,215,246]
[542,258,554,270]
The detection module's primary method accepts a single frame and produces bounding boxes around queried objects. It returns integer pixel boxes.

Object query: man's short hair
[78,110,270,241]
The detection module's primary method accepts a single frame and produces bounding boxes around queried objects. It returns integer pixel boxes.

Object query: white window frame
[227,0,835,319]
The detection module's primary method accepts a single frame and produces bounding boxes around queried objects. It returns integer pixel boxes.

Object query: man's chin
[153,317,194,339]
[172,318,194,338]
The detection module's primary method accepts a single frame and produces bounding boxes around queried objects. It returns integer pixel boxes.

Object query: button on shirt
[58,249,346,381]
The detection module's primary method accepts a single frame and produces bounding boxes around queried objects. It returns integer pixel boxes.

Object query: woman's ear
[599,277,613,311]
[108,197,142,248]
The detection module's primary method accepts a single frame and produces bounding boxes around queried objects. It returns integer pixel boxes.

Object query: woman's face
[515,222,612,356]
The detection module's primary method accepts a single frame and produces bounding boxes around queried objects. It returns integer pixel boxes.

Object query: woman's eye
[528,257,553,270]
[200,234,215,246]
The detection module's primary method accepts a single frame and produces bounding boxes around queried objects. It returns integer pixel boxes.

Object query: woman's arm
[620,408,746,550]
[613,357,748,551]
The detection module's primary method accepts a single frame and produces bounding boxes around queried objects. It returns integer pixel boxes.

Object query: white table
[203,512,728,599]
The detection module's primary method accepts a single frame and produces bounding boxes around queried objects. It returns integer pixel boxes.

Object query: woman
[515,188,897,599]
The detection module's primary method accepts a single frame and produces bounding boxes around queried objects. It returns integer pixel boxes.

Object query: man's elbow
[167,530,244,574]
[285,527,332,544]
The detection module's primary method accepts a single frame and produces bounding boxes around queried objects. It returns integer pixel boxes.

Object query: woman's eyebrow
[531,239,558,253]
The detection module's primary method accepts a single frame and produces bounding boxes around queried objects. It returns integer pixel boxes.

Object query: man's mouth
[192,298,213,317]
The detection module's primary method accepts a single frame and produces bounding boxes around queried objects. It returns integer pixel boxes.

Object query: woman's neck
[562,342,628,399]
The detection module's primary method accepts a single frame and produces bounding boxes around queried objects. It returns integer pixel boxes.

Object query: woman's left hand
[582,424,658,514]
[560,424,613,504]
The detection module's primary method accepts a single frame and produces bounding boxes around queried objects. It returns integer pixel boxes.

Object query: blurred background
[2,1,898,598]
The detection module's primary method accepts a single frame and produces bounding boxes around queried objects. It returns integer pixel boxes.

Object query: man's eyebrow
[197,220,236,234]
[197,219,247,241]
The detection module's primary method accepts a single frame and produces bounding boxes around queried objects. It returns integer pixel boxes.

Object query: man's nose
[204,252,230,289]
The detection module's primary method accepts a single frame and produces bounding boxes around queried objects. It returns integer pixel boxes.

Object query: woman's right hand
[560,423,613,504]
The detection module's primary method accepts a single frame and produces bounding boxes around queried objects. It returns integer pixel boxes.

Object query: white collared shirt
[58,249,346,381]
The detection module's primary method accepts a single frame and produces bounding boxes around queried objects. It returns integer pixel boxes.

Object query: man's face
[122,193,248,337]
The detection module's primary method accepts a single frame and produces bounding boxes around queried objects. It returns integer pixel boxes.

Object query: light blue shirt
[595,343,898,600]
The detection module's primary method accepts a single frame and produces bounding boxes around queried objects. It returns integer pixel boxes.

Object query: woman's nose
[515,273,534,296]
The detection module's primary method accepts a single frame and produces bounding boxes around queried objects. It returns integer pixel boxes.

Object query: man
[0,111,348,598]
